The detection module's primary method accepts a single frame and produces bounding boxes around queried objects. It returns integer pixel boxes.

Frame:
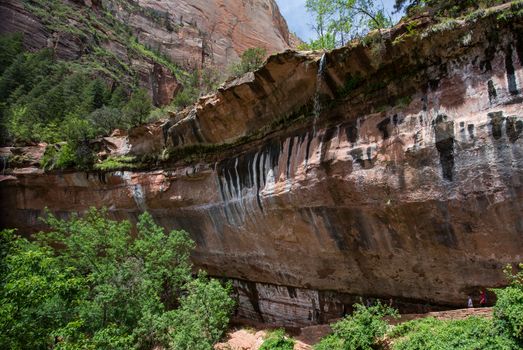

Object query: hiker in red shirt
[479,289,487,307]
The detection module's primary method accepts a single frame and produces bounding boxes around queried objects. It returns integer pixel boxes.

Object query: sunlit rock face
[112,0,294,68]
[2,4,523,326]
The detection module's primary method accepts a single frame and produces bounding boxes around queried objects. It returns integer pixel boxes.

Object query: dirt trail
[215,308,494,350]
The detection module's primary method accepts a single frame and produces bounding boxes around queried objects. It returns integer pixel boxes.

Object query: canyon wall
[0,0,292,105]
[104,0,294,68]
[2,4,523,326]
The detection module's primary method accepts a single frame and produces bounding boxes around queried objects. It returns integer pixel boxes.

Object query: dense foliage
[314,264,523,350]
[259,329,295,350]
[0,209,235,350]
[314,303,397,350]
[390,317,518,350]
[230,47,268,77]
[494,264,523,347]
[172,67,223,109]
[0,39,147,138]
[0,33,154,168]
[303,0,514,50]
[303,0,393,50]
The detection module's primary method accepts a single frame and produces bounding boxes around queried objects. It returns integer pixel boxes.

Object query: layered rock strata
[106,0,294,67]
[2,4,523,326]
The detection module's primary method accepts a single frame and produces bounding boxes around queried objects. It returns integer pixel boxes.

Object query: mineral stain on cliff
[433,114,455,181]
[506,116,523,143]
[505,45,519,96]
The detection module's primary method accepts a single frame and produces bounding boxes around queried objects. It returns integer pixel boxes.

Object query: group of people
[467,289,488,308]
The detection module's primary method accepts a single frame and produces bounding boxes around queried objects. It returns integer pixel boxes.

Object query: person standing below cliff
[467,296,473,308]
[479,290,487,307]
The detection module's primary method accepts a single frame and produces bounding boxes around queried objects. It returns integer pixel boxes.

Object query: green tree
[170,274,236,350]
[304,0,392,50]
[123,88,152,126]
[259,329,295,350]
[0,209,235,349]
[306,0,337,46]
[230,47,267,77]
[109,85,129,109]
[315,302,397,350]
[80,78,108,113]
[494,264,523,347]
[0,230,86,350]
[173,70,201,109]
[0,33,23,76]
[87,106,124,136]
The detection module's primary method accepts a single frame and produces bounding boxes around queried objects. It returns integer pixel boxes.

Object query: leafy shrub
[314,334,345,350]
[55,142,79,169]
[0,209,235,349]
[94,155,138,171]
[0,33,23,76]
[0,230,86,349]
[315,302,397,350]
[230,47,267,77]
[494,264,523,346]
[389,316,517,350]
[172,67,223,110]
[122,88,152,126]
[170,274,236,350]
[259,329,295,350]
[86,106,125,136]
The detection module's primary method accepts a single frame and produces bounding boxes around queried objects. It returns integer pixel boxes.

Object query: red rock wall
[114,0,293,68]
[2,5,523,326]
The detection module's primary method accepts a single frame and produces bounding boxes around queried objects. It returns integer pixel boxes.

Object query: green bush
[86,106,125,136]
[494,264,523,346]
[0,33,23,76]
[172,67,223,110]
[389,316,517,350]
[315,303,397,350]
[170,274,236,350]
[122,88,152,126]
[0,209,235,350]
[94,156,138,171]
[230,47,267,77]
[0,230,86,349]
[259,329,295,350]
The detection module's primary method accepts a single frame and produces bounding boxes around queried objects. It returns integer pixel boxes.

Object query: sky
[275,0,403,42]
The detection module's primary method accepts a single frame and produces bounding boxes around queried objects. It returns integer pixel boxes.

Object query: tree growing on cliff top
[230,47,268,77]
[0,209,235,350]
[303,0,393,50]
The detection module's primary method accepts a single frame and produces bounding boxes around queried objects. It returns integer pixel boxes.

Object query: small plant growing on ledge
[229,47,267,77]
[94,155,138,171]
[259,329,295,350]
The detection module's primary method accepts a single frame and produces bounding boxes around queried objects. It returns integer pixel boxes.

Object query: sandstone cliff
[105,0,294,68]
[2,3,523,327]
[0,0,293,105]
